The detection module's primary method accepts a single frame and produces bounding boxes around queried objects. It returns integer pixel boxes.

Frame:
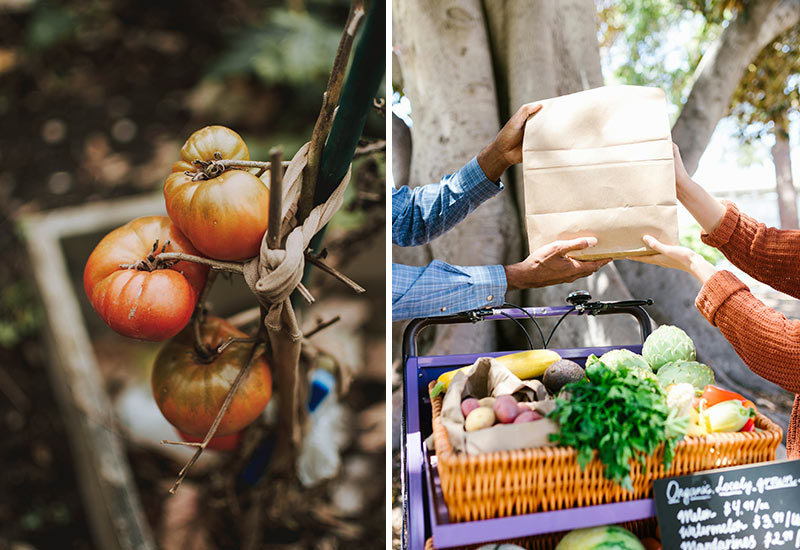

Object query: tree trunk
[393,0,521,355]
[672,0,800,175]
[772,129,799,229]
[483,0,637,348]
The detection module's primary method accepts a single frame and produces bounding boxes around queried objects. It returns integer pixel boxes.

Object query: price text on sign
[654,460,800,550]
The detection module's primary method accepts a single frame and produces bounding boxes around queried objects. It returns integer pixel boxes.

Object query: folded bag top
[522,85,679,260]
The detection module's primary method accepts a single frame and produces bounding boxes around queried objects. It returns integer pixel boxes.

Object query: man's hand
[477,102,543,182]
[631,235,718,284]
[503,237,611,291]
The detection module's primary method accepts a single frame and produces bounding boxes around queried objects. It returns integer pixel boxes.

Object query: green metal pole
[314,0,385,208]
[296,0,385,303]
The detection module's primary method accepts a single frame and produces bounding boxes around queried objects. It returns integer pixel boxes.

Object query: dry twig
[304,251,365,294]
[354,140,386,156]
[303,315,341,339]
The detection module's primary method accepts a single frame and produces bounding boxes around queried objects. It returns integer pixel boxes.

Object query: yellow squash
[429,349,561,398]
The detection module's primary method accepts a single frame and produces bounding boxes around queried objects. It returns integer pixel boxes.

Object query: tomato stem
[192,270,218,359]
[184,158,291,182]
[121,250,244,274]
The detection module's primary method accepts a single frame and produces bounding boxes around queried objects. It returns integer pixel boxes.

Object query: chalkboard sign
[654,460,800,549]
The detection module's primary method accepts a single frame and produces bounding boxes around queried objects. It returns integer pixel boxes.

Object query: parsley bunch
[548,356,688,491]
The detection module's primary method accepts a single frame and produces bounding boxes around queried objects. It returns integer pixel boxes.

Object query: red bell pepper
[740,418,755,432]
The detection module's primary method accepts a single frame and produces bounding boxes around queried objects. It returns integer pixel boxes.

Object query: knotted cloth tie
[242,142,351,469]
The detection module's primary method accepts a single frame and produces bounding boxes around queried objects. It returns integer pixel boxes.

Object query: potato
[493,395,520,424]
[478,397,495,408]
[517,402,530,413]
[465,407,495,431]
[461,398,480,418]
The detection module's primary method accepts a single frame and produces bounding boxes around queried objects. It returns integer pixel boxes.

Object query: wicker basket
[430,382,783,522]
[424,517,659,549]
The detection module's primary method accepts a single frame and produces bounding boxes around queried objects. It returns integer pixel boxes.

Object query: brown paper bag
[439,357,558,455]
[521,85,679,260]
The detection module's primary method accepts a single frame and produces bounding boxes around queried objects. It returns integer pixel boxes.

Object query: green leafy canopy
[210,9,343,87]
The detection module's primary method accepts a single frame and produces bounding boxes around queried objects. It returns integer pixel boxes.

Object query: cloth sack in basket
[440,357,557,455]
[521,85,679,260]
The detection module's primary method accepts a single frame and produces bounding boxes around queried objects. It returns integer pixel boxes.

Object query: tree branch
[672,0,800,173]
[299,0,366,223]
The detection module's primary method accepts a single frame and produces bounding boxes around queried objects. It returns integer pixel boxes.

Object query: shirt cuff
[460,156,504,198]
[701,201,739,249]
[695,270,749,326]
[451,263,507,313]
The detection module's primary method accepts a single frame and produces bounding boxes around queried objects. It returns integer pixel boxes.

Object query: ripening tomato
[164,125,270,261]
[83,216,208,341]
[152,316,272,437]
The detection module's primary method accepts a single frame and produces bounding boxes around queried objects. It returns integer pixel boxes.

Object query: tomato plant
[151,316,272,437]
[83,216,209,341]
[164,125,270,261]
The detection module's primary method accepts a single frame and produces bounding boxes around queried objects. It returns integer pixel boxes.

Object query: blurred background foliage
[598,0,800,232]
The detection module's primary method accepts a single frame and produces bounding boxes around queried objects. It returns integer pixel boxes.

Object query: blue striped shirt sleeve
[391,261,507,322]
[391,156,502,247]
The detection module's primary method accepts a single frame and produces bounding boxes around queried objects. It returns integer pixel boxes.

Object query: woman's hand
[632,235,718,284]
[477,102,543,181]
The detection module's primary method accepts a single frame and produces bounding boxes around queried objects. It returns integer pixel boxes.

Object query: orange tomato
[83,216,208,341]
[151,316,271,437]
[164,126,269,261]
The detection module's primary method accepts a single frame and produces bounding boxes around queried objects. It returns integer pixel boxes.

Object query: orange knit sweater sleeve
[696,270,800,394]
[701,201,800,299]
[696,201,800,394]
